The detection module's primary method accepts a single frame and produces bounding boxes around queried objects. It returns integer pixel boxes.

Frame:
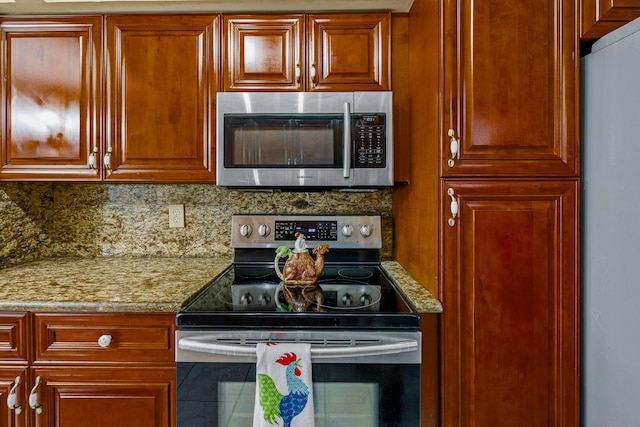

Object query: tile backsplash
[1,183,393,268]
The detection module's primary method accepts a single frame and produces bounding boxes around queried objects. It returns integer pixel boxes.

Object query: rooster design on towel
[257,351,310,427]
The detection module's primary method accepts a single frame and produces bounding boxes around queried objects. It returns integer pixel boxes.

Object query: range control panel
[231,214,381,249]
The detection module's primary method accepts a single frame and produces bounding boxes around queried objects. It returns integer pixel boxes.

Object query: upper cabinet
[105,15,219,182]
[443,0,579,177]
[223,13,390,92]
[582,0,640,40]
[0,16,102,181]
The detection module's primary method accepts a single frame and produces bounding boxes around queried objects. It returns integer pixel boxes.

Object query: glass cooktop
[177,263,420,330]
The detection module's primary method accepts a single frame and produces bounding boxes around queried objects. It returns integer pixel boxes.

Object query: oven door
[176,330,421,427]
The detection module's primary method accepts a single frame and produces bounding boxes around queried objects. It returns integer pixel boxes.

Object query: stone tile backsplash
[1,183,393,268]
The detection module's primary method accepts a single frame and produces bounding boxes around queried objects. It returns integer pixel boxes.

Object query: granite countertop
[0,257,442,314]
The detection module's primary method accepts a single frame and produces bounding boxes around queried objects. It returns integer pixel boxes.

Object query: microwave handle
[343,102,351,178]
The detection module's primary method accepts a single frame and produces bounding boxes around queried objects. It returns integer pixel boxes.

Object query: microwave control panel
[353,114,386,168]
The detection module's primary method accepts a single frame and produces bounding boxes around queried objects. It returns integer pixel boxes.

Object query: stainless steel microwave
[216,92,393,189]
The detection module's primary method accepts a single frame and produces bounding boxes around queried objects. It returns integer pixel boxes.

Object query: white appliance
[581,17,640,426]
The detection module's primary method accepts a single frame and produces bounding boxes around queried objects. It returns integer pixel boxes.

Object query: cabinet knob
[98,334,113,347]
[311,64,317,88]
[104,147,113,177]
[295,63,301,88]
[448,188,459,226]
[88,147,99,175]
[29,376,43,415]
[6,375,23,415]
[448,129,459,167]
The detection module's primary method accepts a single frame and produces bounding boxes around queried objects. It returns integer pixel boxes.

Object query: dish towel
[253,342,315,427]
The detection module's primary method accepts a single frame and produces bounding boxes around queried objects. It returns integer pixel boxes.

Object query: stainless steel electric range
[176,214,421,427]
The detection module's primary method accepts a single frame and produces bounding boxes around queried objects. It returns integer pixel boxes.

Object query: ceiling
[0,0,414,15]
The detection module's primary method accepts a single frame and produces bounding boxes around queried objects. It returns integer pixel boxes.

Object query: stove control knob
[258,224,271,237]
[240,293,253,305]
[341,224,354,237]
[239,224,252,237]
[260,293,271,306]
[360,224,373,238]
[342,293,353,307]
[360,294,371,306]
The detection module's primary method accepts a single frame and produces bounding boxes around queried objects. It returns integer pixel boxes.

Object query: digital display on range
[274,220,338,241]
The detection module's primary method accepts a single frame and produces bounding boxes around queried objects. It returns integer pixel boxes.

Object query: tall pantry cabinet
[397,0,580,425]
[440,1,580,425]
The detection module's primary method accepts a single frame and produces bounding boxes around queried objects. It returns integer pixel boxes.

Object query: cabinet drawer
[0,312,29,362]
[34,313,175,363]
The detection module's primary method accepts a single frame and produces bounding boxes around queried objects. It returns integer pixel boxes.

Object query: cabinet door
[0,368,28,427]
[223,15,304,91]
[441,180,579,426]
[443,1,578,176]
[582,0,640,39]
[0,17,102,181]
[308,13,390,91]
[105,15,219,182]
[30,367,175,427]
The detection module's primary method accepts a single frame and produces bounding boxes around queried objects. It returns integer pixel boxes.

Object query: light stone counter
[0,257,231,312]
[0,257,442,314]
[381,261,442,313]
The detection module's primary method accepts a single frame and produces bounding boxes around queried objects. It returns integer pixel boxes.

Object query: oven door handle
[178,337,418,360]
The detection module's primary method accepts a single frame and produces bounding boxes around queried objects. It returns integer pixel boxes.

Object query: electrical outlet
[168,204,185,228]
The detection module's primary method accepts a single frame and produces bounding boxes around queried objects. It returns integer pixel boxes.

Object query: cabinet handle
[28,376,43,415]
[98,334,113,347]
[311,64,317,88]
[295,63,301,88]
[104,146,113,177]
[447,188,459,227]
[6,375,22,415]
[447,129,459,167]
[88,146,99,175]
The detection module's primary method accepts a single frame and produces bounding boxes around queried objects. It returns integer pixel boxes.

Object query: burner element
[338,267,375,280]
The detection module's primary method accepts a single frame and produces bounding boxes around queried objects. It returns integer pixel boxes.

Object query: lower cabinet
[441,180,579,426]
[0,312,176,427]
[30,367,174,427]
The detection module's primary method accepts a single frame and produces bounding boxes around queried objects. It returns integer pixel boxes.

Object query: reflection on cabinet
[0,312,176,427]
[442,0,578,177]
[0,16,102,181]
[582,0,640,40]
[105,15,219,182]
[223,13,390,92]
[441,180,579,426]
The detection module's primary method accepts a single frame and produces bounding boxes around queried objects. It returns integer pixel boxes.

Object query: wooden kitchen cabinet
[441,179,579,426]
[0,16,102,181]
[582,0,640,40]
[0,312,176,427]
[442,0,579,177]
[29,367,174,427]
[104,15,219,182]
[395,0,581,425]
[0,313,29,426]
[1,367,28,427]
[223,13,390,92]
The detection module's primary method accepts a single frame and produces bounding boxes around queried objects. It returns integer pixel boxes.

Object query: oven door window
[224,115,344,168]
[177,363,420,427]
